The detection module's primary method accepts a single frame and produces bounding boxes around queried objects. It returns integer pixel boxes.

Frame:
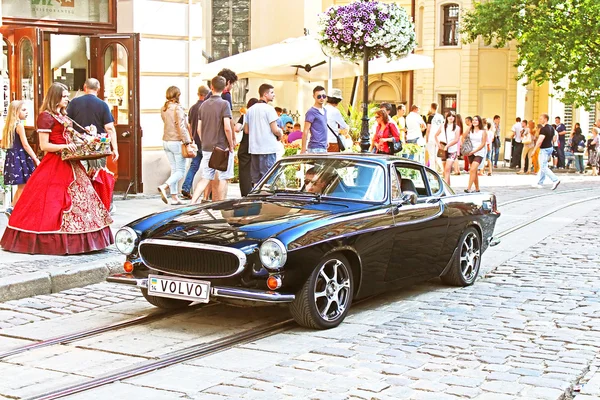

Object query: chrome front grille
[139,239,246,278]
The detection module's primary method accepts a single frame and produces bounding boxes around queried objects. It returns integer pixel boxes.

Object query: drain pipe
[188,0,193,108]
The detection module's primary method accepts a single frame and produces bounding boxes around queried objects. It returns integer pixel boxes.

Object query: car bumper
[107,273,295,303]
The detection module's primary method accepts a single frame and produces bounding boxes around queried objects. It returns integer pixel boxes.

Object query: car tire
[140,288,193,309]
[441,227,481,287]
[289,253,354,329]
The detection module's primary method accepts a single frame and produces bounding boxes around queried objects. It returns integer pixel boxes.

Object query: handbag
[436,126,447,158]
[385,123,402,154]
[326,124,346,152]
[208,146,229,171]
[460,135,473,156]
[59,118,112,161]
[522,133,532,145]
[181,142,198,158]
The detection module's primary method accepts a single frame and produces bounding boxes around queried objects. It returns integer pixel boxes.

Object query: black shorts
[468,155,483,164]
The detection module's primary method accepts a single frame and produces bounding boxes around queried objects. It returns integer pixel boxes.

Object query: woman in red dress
[1,82,114,254]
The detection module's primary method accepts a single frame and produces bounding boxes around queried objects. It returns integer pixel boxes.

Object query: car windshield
[252,158,386,202]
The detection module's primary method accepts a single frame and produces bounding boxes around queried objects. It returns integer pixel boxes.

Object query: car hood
[129,197,364,249]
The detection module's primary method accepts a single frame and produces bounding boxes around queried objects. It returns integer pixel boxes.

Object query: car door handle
[122,131,131,137]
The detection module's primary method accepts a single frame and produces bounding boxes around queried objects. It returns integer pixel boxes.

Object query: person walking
[492,115,501,168]
[1,100,39,214]
[570,123,586,174]
[555,116,567,169]
[529,121,540,174]
[510,117,523,169]
[533,113,561,189]
[245,83,282,186]
[405,105,426,161]
[518,119,535,174]
[465,116,487,193]
[482,119,494,176]
[370,110,400,154]
[462,116,472,173]
[589,125,599,176]
[190,76,234,203]
[325,89,349,152]
[236,98,258,196]
[66,78,119,211]
[435,111,460,185]
[453,114,465,175]
[1,82,113,254]
[158,86,194,205]
[181,85,209,199]
[425,103,444,171]
[302,86,329,154]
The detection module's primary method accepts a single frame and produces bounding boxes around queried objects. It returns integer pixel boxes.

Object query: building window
[442,4,459,46]
[212,0,251,61]
[563,104,573,132]
[440,94,457,115]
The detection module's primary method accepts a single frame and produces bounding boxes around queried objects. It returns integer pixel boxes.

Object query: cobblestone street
[0,180,599,399]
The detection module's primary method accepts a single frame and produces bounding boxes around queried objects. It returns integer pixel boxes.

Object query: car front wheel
[140,288,193,309]
[441,227,481,286]
[290,253,354,329]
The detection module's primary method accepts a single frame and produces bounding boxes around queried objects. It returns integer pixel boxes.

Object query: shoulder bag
[386,123,402,154]
[208,146,229,171]
[437,126,447,158]
[174,106,197,158]
[326,124,346,152]
[460,134,473,156]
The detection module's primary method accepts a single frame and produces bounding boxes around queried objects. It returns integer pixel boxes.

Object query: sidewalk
[1,172,598,303]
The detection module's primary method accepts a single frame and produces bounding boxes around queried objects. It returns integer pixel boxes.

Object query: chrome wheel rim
[460,232,480,283]
[314,259,351,322]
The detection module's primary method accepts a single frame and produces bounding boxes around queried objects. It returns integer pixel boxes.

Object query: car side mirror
[401,191,417,205]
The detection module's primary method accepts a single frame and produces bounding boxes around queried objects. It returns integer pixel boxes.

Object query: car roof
[284,153,423,167]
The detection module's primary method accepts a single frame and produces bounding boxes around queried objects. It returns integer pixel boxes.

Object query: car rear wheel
[140,288,193,309]
[290,253,354,329]
[441,227,481,286]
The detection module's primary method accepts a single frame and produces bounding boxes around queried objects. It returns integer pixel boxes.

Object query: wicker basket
[61,141,112,161]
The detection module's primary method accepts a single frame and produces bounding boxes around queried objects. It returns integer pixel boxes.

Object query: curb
[0,256,124,303]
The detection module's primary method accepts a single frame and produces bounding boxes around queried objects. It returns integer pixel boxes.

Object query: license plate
[148,274,210,303]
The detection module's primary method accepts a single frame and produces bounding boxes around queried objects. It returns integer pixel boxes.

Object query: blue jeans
[574,154,584,172]
[307,147,327,154]
[182,150,203,193]
[251,153,277,185]
[163,141,187,194]
[403,138,419,160]
[492,142,500,167]
[538,147,559,185]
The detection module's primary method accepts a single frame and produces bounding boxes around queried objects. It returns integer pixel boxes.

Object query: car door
[384,163,448,282]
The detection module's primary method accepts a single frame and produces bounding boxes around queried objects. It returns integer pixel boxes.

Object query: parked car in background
[109,154,500,329]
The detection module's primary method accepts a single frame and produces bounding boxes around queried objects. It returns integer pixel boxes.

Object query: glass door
[90,34,142,193]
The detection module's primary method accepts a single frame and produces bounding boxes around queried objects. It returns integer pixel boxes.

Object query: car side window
[395,165,428,197]
[425,169,442,196]
[390,167,401,201]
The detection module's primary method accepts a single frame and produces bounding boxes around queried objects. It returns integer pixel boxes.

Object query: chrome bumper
[107,274,295,303]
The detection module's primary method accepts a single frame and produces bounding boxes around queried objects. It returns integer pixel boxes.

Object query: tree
[461,0,600,107]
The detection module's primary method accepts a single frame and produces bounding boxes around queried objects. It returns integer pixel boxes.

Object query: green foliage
[341,103,380,142]
[461,0,600,107]
[402,143,421,155]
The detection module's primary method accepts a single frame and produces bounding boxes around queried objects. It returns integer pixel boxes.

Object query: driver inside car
[303,167,338,194]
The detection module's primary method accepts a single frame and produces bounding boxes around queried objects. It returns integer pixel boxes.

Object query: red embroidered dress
[0,112,114,254]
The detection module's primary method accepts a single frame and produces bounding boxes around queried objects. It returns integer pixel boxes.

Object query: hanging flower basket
[317,0,417,62]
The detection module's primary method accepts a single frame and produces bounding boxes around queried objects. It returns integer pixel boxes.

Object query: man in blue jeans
[181,85,209,199]
[533,113,560,190]
[302,86,329,154]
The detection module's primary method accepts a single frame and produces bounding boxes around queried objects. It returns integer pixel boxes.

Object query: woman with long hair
[0,82,113,254]
[465,115,487,193]
[1,100,39,212]
[453,114,465,176]
[158,86,193,205]
[435,111,461,185]
[518,120,535,174]
[529,121,540,174]
[370,110,400,154]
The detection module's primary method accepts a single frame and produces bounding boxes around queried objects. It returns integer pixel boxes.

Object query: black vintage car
[109,154,500,329]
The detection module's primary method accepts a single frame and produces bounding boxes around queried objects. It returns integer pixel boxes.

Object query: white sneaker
[532,184,543,189]
[552,180,561,190]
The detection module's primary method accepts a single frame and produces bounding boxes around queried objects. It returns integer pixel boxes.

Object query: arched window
[442,4,459,46]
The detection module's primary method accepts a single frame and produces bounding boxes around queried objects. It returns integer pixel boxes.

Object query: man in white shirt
[405,104,426,161]
[244,83,283,186]
[325,88,349,152]
[510,117,524,169]
[426,102,445,172]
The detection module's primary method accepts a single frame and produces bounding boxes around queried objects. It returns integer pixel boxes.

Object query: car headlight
[115,227,139,255]
[259,238,287,271]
